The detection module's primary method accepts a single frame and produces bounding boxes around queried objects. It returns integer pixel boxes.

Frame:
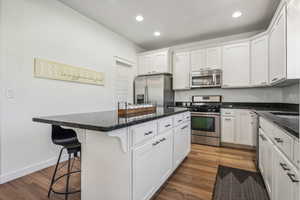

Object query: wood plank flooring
[0,144,256,200]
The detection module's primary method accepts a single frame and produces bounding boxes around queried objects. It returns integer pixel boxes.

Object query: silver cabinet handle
[152,141,160,146]
[165,124,171,128]
[144,131,153,136]
[287,173,299,183]
[181,125,188,130]
[177,120,183,123]
[280,163,290,171]
[159,138,166,142]
[274,137,284,143]
[224,118,232,121]
[272,77,278,82]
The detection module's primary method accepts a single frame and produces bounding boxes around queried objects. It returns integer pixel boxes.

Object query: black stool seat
[48,125,81,200]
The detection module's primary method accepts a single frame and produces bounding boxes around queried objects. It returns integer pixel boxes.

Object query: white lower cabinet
[132,112,191,200]
[221,117,236,143]
[273,147,299,200]
[174,122,191,168]
[259,117,299,200]
[221,109,257,146]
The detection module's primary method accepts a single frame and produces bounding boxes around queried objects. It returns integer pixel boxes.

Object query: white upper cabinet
[206,47,222,70]
[251,35,269,86]
[190,49,206,71]
[190,47,222,71]
[269,8,287,85]
[138,49,171,75]
[222,42,250,88]
[173,52,191,90]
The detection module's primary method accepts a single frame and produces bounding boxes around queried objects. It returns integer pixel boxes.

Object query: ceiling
[59,0,280,50]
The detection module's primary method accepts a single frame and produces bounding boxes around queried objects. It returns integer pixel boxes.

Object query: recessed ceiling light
[154,31,161,37]
[135,15,144,22]
[232,11,242,18]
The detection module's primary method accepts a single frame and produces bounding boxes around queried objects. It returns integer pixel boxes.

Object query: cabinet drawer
[158,117,173,134]
[174,114,185,127]
[183,112,191,122]
[132,121,157,146]
[221,109,236,116]
[273,127,293,159]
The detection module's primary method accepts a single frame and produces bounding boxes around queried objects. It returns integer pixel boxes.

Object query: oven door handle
[191,113,220,117]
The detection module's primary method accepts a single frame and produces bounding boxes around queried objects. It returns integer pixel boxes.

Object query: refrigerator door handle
[145,86,148,104]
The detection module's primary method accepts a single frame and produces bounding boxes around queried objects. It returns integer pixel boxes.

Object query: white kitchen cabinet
[190,47,221,71]
[222,42,250,88]
[153,131,173,187]
[133,139,158,200]
[206,47,222,70]
[191,49,206,71]
[251,35,269,86]
[173,52,191,90]
[174,122,191,168]
[221,109,256,146]
[221,117,235,143]
[258,129,274,196]
[138,49,171,75]
[273,146,299,200]
[269,8,287,85]
[235,110,257,146]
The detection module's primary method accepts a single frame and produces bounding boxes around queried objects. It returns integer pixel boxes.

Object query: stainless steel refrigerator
[134,73,174,107]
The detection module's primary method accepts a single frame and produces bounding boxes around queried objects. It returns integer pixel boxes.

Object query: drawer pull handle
[181,125,188,130]
[165,124,171,128]
[159,138,166,142]
[287,173,299,183]
[274,137,284,143]
[272,77,278,82]
[152,141,160,146]
[178,120,183,123]
[280,163,290,171]
[144,131,153,136]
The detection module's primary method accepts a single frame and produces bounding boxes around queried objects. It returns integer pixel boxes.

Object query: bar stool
[48,125,81,200]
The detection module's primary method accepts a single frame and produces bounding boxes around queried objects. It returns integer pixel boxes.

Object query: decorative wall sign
[34,58,105,86]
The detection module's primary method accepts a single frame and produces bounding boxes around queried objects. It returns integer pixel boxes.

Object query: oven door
[191,112,220,137]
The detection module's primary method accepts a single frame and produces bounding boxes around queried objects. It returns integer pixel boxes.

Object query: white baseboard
[0,154,69,184]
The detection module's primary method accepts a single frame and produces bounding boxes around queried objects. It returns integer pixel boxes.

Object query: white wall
[175,87,283,102]
[0,0,141,183]
[282,82,300,104]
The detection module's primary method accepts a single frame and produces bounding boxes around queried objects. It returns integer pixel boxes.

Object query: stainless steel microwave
[191,69,222,88]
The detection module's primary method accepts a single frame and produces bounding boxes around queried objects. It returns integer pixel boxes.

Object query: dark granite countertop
[256,111,299,139]
[33,107,189,132]
[221,102,299,112]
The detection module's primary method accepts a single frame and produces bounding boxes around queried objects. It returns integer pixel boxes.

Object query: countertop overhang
[33,107,189,132]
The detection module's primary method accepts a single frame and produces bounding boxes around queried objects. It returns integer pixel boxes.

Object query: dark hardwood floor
[0,144,256,200]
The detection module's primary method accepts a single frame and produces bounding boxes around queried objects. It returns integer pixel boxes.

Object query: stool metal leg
[65,153,72,200]
[48,147,64,198]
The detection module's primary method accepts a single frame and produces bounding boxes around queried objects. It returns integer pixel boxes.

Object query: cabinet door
[133,140,157,200]
[222,42,250,87]
[273,146,299,200]
[173,52,191,90]
[251,35,269,86]
[174,123,191,168]
[153,52,169,74]
[138,56,148,75]
[258,129,266,176]
[221,117,235,143]
[190,49,206,71]
[264,137,274,196]
[269,9,287,84]
[153,130,173,187]
[206,47,222,70]
[236,110,256,146]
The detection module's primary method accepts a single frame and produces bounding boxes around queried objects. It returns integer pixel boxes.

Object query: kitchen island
[33,107,191,200]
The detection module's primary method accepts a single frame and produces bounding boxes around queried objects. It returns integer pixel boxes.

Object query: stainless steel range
[190,95,222,146]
